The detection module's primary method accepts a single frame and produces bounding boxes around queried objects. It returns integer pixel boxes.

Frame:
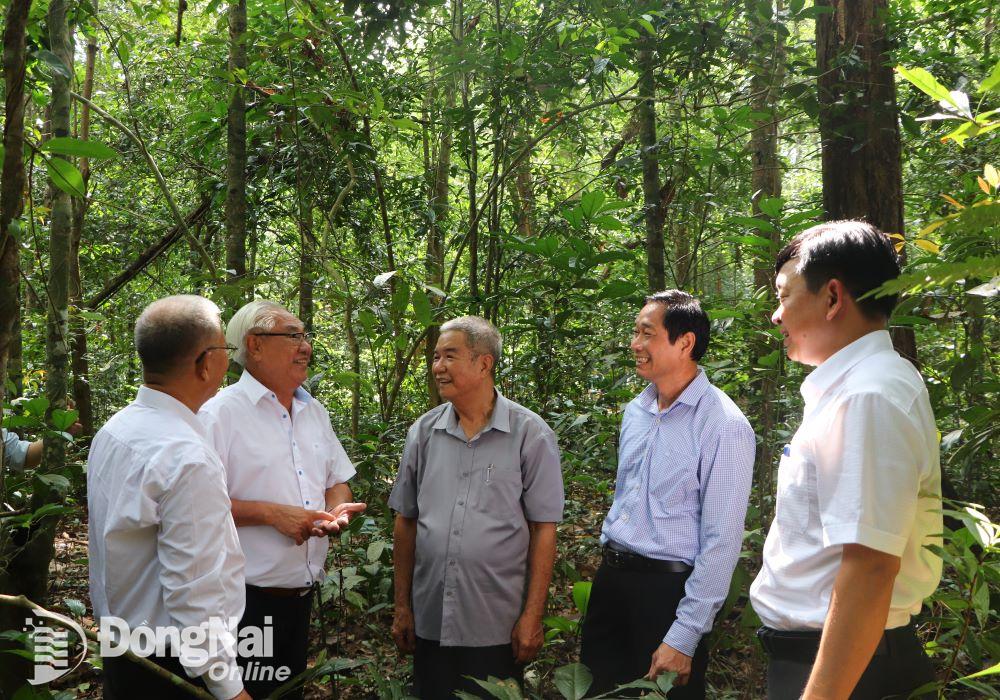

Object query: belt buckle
[605,547,625,568]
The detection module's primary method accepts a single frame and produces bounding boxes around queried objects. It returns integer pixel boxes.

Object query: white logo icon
[24,608,87,685]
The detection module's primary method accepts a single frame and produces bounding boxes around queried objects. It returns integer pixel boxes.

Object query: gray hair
[440,315,502,371]
[134,295,222,376]
[227,299,289,365]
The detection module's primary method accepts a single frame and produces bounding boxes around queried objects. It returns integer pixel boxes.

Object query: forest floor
[45,492,764,699]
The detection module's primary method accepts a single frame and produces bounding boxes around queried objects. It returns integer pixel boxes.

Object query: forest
[0,0,998,697]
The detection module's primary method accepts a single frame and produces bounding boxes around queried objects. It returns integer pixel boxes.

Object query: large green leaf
[41,136,118,159]
[46,157,86,197]
[896,66,958,108]
[980,59,1000,94]
[34,49,72,79]
[572,580,591,616]
[553,663,592,700]
[411,288,432,327]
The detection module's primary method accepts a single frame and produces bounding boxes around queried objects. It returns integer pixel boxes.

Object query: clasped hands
[271,502,367,545]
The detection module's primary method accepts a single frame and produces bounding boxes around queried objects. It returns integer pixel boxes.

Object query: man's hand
[510,613,544,664]
[311,502,367,536]
[391,606,417,654]
[268,504,336,545]
[226,690,252,700]
[646,642,691,686]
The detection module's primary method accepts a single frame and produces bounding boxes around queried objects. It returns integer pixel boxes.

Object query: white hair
[440,315,502,371]
[226,300,289,365]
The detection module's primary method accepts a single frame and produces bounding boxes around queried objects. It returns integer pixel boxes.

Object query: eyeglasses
[251,331,313,345]
[195,344,236,363]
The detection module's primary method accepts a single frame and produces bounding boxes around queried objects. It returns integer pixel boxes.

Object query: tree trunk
[70,5,99,436]
[638,37,665,292]
[298,193,314,332]
[225,0,248,306]
[747,0,786,522]
[0,2,33,691]
[816,0,916,362]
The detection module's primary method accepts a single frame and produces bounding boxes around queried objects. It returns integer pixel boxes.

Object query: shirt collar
[638,368,710,414]
[433,389,512,438]
[135,385,204,436]
[800,329,893,405]
[236,368,310,405]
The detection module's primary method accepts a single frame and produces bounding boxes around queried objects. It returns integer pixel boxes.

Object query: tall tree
[816,0,916,361]
[638,31,665,292]
[225,0,248,305]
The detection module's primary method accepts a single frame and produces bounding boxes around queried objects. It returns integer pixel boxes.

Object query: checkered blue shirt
[601,370,755,656]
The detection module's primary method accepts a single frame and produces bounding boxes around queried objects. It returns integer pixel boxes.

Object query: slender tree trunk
[225,0,248,306]
[748,0,786,521]
[816,0,916,362]
[344,293,360,440]
[638,37,665,292]
[0,2,33,689]
[70,5,98,436]
[298,192,314,332]
[458,0,480,312]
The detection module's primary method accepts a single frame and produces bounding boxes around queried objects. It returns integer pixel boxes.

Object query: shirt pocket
[472,461,523,517]
[649,448,699,517]
[775,447,814,534]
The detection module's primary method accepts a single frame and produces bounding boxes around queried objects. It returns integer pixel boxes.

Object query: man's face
[772,259,830,366]
[432,330,490,402]
[247,310,312,392]
[630,302,689,384]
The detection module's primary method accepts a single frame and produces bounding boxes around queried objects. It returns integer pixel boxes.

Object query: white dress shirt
[750,330,943,631]
[200,370,356,589]
[88,386,245,699]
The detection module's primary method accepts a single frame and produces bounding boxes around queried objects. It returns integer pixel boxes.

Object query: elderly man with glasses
[200,300,365,699]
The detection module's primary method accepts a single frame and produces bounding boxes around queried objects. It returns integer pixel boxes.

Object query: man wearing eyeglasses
[88,295,249,699]
[200,300,365,699]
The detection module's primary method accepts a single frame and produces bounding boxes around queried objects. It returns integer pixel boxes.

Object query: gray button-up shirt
[389,391,564,647]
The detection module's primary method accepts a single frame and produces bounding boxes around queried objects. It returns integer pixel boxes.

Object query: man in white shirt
[200,300,365,699]
[88,295,249,700]
[749,221,942,699]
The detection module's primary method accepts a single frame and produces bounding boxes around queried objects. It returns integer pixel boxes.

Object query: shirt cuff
[822,522,908,557]
[663,622,700,658]
[203,664,243,699]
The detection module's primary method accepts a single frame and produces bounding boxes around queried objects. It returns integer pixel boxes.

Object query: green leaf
[571,581,591,617]
[46,157,86,197]
[758,349,780,368]
[388,117,420,132]
[34,49,72,78]
[366,540,387,563]
[655,671,677,693]
[579,190,606,218]
[41,136,118,159]
[23,397,49,416]
[636,16,655,35]
[51,408,78,432]
[64,598,86,616]
[896,66,958,108]
[757,196,784,218]
[390,279,410,317]
[37,473,71,492]
[553,662,592,700]
[961,661,1000,680]
[411,288,432,327]
[980,59,1000,94]
[732,216,778,233]
[597,279,638,300]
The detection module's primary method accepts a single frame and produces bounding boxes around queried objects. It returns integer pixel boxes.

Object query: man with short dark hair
[389,315,564,699]
[88,295,249,699]
[580,291,755,698]
[749,220,942,699]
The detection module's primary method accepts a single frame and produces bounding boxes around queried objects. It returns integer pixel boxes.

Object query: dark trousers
[761,624,935,699]
[103,652,207,699]
[414,636,523,699]
[580,562,709,698]
[240,584,313,700]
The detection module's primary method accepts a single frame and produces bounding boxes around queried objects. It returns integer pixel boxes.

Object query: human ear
[825,279,845,320]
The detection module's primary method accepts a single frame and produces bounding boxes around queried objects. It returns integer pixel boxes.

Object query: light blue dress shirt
[601,369,755,656]
[2,428,30,471]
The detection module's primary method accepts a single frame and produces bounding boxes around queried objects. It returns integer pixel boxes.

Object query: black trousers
[761,624,935,699]
[414,636,523,699]
[103,652,207,699]
[240,584,313,700]
[580,562,709,698]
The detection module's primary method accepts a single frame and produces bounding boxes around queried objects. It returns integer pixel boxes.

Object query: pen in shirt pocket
[485,463,494,484]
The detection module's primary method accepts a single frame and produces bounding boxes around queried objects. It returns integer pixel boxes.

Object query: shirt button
[446,591,454,597]
[298,470,303,475]
[461,472,469,478]
[457,500,464,506]
[449,560,456,566]
[305,500,310,505]
[282,414,287,419]
[453,529,460,535]
[621,513,630,522]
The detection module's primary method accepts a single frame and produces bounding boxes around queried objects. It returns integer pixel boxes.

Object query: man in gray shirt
[389,315,564,699]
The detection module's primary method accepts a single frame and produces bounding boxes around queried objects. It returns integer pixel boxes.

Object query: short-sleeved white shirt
[200,370,356,589]
[750,330,942,631]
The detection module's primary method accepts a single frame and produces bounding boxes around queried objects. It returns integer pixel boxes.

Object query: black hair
[643,290,710,361]
[775,220,900,319]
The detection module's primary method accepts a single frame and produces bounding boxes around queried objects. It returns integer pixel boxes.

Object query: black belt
[601,544,693,574]
[247,584,313,598]
[756,625,901,662]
